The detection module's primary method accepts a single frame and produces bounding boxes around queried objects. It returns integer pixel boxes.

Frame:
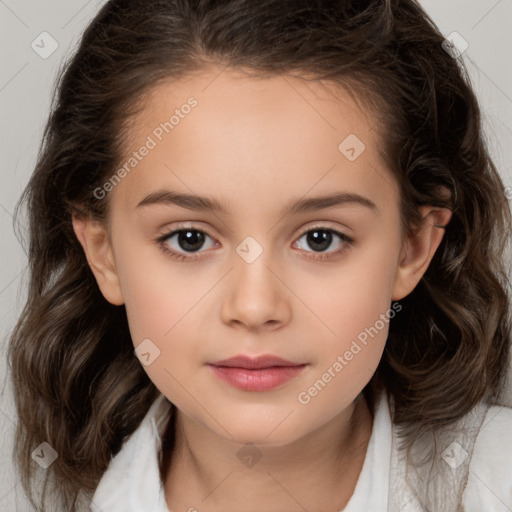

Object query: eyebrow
[136,190,378,216]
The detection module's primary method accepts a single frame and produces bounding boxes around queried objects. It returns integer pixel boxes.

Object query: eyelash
[155,224,354,262]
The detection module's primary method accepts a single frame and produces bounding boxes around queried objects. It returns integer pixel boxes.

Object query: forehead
[126,66,382,150]
[110,66,398,215]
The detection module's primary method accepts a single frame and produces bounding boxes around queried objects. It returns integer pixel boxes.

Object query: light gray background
[1,0,511,510]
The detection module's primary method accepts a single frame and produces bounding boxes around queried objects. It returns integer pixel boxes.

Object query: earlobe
[72,214,125,306]
[392,205,452,301]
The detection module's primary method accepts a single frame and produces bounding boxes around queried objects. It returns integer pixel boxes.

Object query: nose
[220,248,292,332]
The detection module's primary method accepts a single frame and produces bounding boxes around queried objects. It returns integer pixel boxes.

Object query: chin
[210,413,308,447]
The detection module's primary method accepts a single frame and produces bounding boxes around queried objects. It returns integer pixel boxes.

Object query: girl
[8,0,512,511]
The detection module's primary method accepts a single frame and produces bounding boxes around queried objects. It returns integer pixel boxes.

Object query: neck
[162,394,374,512]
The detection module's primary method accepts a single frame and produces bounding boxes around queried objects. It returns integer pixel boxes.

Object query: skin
[73,66,452,511]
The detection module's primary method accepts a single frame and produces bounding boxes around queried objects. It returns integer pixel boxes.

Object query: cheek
[121,273,177,344]
[308,236,400,352]
[115,248,214,395]
[294,235,400,418]
[118,261,206,411]
[294,255,398,421]
[116,238,209,342]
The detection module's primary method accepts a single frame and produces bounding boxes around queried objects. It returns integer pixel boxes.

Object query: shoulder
[463,404,512,512]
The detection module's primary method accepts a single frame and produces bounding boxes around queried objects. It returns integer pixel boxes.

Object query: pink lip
[207,355,306,391]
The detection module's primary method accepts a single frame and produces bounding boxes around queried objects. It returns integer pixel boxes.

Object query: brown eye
[157,227,218,261]
[294,227,353,261]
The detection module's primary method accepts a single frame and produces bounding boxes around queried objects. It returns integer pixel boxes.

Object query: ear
[392,205,453,301]
[72,214,125,305]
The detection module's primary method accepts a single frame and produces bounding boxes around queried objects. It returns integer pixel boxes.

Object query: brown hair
[8,0,511,510]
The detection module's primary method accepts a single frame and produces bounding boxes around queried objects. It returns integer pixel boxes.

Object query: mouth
[207,354,307,391]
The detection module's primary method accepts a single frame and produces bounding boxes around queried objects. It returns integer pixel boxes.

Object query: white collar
[91,392,392,512]
[91,394,171,512]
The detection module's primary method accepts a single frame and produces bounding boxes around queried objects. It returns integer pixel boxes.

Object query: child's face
[77,66,446,445]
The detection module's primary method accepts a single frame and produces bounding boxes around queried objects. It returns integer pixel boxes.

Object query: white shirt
[91,393,512,512]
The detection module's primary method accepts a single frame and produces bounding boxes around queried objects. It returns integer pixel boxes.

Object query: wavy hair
[8,0,511,510]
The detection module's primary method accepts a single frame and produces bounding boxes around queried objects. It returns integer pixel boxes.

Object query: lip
[207,354,307,391]
[210,354,303,369]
